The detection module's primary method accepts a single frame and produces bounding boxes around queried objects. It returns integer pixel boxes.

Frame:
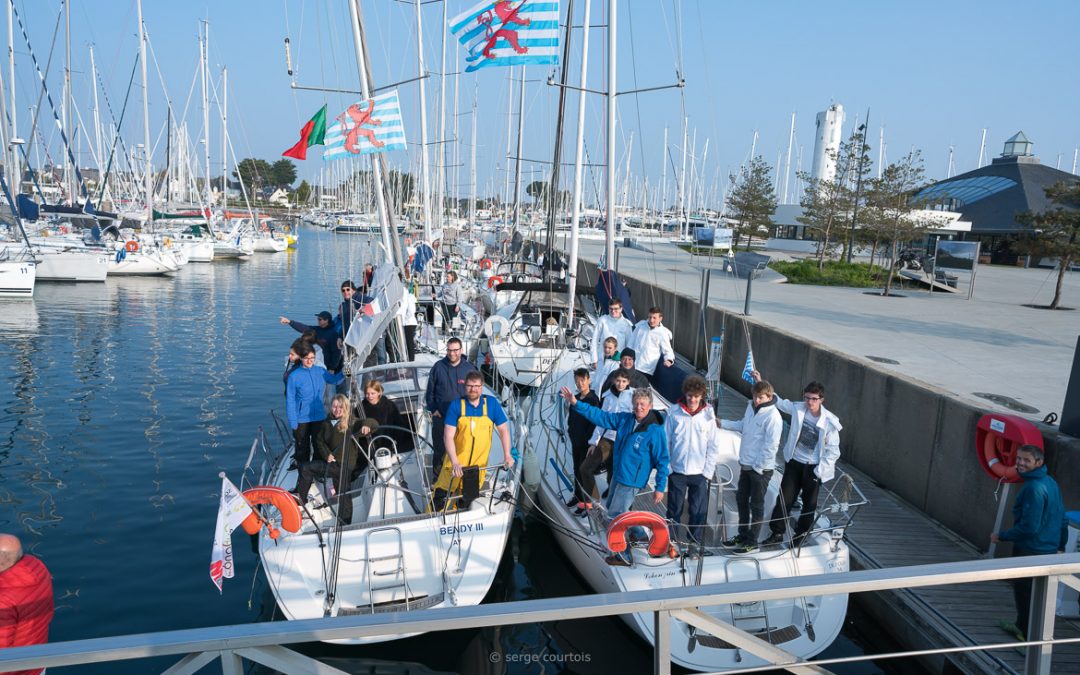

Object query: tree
[233,158,272,193]
[525,180,550,207]
[270,159,298,189]
[294,179,312,205]
[726,156,777,250]
[1016,180,1080,309]
[863,150,933,297]
[796,126,870,269]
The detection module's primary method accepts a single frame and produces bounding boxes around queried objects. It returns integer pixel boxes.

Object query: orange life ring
[982,433,1020,482]
[240,486,303,540]
[480,258,493,270]
[487,275,505,289]
[607,510,677,557]
[125,240,139,253]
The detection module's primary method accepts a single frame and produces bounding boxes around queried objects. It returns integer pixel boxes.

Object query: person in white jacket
[752,372,843,548]
[590,299,633,367]
[627,307,675,376]
[720,380,783,552]
[664,375,720,549]
[576,369,634,508]
[593,336,620,387]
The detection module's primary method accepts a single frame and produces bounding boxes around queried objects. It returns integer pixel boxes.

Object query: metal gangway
[1,555,1078,675]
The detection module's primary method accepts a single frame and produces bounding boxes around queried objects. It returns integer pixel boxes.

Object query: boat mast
[468,84,477,227]
[201,21,212,214]
[502,69,512,217]
[678,116,687,241]
[604,0,616,268]
[659,125,667,230]
[88,45,102,175]
[137,0,152,221]
[221,66,228,212]
[413,0,433,243]
[782,111,795,204]
[6,0,17,194]
[347,0,395,261]
[511,66,525,233]
[566,0,592,324]
[435,0,447,234]
[544,0,575,251]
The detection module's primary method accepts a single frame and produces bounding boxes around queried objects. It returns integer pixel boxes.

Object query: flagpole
[566,0,592,327]
[511,65,525,234]
[347,0,393,258]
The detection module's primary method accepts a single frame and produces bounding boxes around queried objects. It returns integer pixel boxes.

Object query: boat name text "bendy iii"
[440,523,484,536]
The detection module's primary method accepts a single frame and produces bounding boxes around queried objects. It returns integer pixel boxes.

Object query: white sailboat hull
[34,250,109,282]
[252,235,288,252]
[0,260,36,296]
[107,251,178,276]
[178,240,215,262]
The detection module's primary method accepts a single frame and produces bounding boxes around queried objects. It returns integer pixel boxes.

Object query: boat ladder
[724,557,771,662]
[363,526,411,613]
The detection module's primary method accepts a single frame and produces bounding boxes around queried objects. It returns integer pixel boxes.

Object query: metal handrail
[0,555,1077,674]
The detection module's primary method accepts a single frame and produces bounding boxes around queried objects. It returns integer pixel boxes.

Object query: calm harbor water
[0,226,917,674]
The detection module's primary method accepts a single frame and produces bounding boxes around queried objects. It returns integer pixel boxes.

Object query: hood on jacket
[678,397,709,416]
[752,397,776,414]
[1019,464,1048,480]
[632,409,664,432]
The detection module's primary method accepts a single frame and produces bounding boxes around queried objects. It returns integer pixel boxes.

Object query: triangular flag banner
[323,91,407,161]
[450,0,559,73]
[209,475,253,593]
[282,105,328,160]
[741,350,755,385]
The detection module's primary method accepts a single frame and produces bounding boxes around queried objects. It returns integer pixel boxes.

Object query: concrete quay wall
[576,259,1080,550]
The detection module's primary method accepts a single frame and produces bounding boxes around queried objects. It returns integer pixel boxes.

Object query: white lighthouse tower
[811,104,845,183]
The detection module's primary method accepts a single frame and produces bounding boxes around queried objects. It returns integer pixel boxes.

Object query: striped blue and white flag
[450,1,559,73]
[741,350,755,385]
[323,90,406,161]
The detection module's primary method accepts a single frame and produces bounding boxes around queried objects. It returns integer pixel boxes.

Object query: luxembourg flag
[450,1,559,73]
[209,474,252,593]
[323,90,407,162]
[741,350,756,385]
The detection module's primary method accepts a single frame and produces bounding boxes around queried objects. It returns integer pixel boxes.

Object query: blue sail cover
[594,269,635,322]
[16,194,38,221]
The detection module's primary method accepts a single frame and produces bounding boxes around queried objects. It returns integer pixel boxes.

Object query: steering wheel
[509,316,536,347]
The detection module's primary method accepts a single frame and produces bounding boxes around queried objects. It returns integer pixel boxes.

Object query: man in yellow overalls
[432,371,514,511]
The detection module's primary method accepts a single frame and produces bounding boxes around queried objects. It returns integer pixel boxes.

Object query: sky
[10,0,1080,208]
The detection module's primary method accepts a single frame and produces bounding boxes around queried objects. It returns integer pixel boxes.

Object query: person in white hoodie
[720,380,783,552]
[576,368,634,511]
[590,298,634,368]
[593,336,621,387]
[664,375,720,549]
[627,306,675,376]
[751,372,843,548]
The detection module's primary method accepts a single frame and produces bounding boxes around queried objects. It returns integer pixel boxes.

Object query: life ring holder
[480,258,493,270]
[240,486,303,539]
[606,510,677,558]
[125,240,139,253]
[974,414,1042,485]
[487,275,504,289]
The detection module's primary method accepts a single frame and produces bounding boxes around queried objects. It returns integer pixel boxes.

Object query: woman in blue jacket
[287,344,344,465]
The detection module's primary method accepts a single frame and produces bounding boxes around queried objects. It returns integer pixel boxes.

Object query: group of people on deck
[559,300,844,564]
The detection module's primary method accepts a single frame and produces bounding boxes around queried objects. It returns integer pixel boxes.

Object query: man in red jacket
[0,534,53,675]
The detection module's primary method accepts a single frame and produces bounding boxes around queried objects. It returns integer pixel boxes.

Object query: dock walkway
[710,380,1080,673]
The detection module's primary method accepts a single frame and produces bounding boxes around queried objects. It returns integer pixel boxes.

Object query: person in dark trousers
[280,312,343,374]
[359,379,414,454]
[286,344,344,465]
[991,445,1067,641]
[0,533,53,675]
[664,375,720,551]
[721,380,783,552]
[754,372,842,549]
[600,348,650,393]
[294,394,376,525]
[566,368,600,510]
[424,338,477,478]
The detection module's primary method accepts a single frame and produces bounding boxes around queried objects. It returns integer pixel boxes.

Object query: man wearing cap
[280,311,344,374]
[600,348,650,393]
[0,533,53,674]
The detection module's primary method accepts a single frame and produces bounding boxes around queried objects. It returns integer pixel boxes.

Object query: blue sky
[12,0,1080,207]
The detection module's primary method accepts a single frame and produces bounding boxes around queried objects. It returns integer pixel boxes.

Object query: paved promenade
[574,238,1079,420]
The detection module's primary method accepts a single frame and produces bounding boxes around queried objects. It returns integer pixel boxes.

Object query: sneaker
[601,487,609,499]
[737,540,759,554]
[761,533,785,548]
[604,554,631,567]
[565,496,580,508]
[573,507,587,517]
[721,536,743,548]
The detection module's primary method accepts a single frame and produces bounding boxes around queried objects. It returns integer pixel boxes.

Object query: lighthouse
[811,104,845,183]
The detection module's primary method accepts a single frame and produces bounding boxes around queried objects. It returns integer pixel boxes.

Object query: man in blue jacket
[560,385,669,565]
[425,338,477,478]
[990,445,1067,641]
[280,312,343,374]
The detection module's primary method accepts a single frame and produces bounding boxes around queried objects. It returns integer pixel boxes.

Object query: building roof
[914,155,1077,235]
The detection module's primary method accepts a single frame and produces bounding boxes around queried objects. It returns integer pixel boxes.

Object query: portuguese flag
[282,105,328,160]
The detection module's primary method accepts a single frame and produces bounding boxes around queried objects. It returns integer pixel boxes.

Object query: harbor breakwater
[575,258,1080,550]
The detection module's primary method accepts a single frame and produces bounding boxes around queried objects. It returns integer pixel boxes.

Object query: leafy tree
[233,158,272,193]
[862,150,933,297]
[270,159,298,189]
[294,179,312,204]
[796,126,870,270]
[1015,180,1080,309]
[727,156,777,250]
[526,180,549,207]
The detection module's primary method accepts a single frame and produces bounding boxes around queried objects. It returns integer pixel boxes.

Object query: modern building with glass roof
[914,132,1078,262]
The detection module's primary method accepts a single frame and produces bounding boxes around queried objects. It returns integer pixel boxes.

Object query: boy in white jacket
[664,375,720,549]
[591,299,634,368]
[720,380,783,552]
[627,307,675,376]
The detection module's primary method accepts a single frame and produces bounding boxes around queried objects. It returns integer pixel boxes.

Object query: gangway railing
[1,555,1077,675]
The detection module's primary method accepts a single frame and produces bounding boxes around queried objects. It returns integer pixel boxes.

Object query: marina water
[0,227,911,673]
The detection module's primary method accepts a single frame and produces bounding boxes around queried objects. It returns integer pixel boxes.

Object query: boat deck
[709,381,1080,673]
